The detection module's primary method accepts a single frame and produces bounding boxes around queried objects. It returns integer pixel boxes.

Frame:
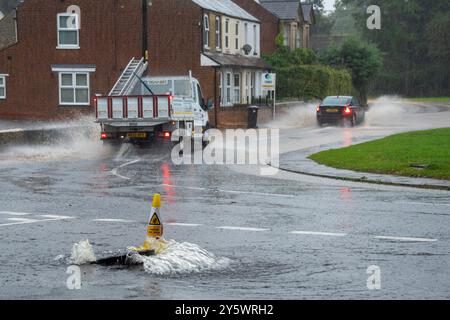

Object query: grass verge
[309,128,450,180]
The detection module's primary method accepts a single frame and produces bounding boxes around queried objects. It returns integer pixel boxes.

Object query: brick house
[258,0,315,50]
[230,0,279,55]
[0,0,277,127]
[148,0,275,128]
[0,0,143,120]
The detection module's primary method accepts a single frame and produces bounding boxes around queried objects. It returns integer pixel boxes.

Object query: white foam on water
[69,240,97,265]
[0,116,106,161]
[266,102,319,129]
[135,240,232,276]
[364,95,441,128]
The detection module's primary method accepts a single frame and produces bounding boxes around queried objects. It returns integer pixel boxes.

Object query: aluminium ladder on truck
[109,57,148,96]
[96,57,173,125]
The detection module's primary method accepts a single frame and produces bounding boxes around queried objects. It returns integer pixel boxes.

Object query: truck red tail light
[101,133,108,140]
[163,131,171,139]
[316,106,321,113]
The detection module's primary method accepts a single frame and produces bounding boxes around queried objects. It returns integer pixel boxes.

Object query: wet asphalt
[0,101,449,299]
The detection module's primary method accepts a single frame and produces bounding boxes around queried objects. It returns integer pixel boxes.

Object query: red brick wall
[231,0,279,55]
[0,0,142,120]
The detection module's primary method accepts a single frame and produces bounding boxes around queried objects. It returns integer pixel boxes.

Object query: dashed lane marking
[92,219,136,223]
[290,231,348,237]
[374,236,438,243]
[216,226,269,232]
[0,212,440,244]
[6,218,39,223]
[166,223,203,227]
[161,184,296,198]
[0,213,75,227]
[0,211,31,216]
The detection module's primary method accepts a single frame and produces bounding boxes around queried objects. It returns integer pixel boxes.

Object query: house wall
[147,0,219,126]
[0,0,142,120]
[231,0,278,55]
[0,0,273,128]
[221,16,260,57]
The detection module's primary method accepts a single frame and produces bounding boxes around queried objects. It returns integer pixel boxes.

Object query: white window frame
[251,72,256,99]
[0,75,7,99]
[218,72,223,104]
[253,25,258,55]
[58,72,90,106]
[235,22,239,50]
[225,72,232,105]
[203,14,210,49]
[57,13,80,49]
[245,72,250,103]
[244,23,248,49]
[215,17,221,51]
[296,25,302,49]
[225,19,230,49]
[283,23,290,47]
[233,73,241,104]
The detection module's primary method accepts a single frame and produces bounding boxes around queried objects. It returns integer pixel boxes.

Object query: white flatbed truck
[95,58,212,143]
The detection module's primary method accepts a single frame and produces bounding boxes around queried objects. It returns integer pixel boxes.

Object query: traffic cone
[129,194,167,255]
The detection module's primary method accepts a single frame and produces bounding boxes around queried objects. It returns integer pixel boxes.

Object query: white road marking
[0,211,31,216]
[92,219,136,223]
[374,236,438,242]
[0,214,74,227]
[6,218,39,223]
[216,226,269,232]
[111,159,141,180]
[161,184,296,198]
[290,231,348,237]
[166,223,203,227]
[39,215,74,219]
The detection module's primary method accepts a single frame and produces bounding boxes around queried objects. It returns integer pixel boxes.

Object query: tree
[340,0,450,96]
[319,38,382,105]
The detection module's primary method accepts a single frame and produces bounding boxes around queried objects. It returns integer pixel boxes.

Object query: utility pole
[143,0,151,61]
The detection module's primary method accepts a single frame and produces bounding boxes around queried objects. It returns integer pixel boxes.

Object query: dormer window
[57,13,79,49]
[203,14,210,49]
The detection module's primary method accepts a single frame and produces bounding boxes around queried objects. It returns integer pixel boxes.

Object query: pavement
[0,97,449,299]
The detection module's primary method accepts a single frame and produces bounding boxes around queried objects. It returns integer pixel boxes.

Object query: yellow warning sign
[150,213,161,226]
[147,225,162,238]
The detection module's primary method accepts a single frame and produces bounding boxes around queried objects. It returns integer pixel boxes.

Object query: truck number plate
[127,133,147,138]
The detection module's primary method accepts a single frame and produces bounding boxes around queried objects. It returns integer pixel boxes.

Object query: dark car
[316,96,366,127]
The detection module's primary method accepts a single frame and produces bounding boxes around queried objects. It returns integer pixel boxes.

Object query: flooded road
[0,98,449,299]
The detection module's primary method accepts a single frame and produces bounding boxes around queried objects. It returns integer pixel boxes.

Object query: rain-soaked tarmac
[0,98,449,299]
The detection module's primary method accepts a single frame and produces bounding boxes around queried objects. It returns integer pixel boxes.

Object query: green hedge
[275,65,353,101]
